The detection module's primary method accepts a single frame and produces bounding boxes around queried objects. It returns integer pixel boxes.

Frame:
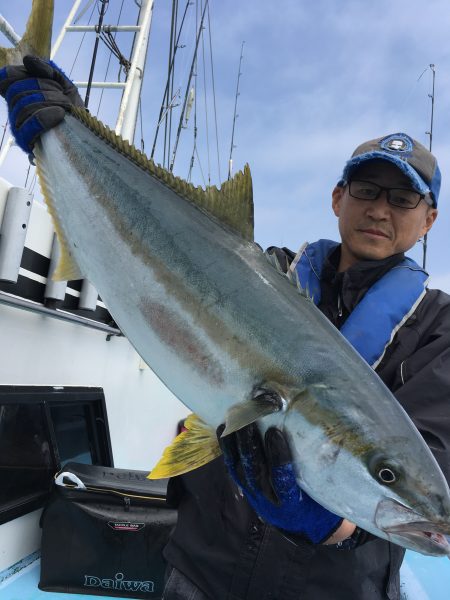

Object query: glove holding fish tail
[0,55,84,154]
[219,423,343,545]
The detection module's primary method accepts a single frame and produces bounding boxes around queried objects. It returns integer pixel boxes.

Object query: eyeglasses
[348,180,432,209]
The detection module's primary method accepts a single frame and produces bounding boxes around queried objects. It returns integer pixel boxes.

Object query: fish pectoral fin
[147,413,221,480]
[222,391,284,436]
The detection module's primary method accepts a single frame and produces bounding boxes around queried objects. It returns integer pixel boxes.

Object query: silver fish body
[34,115,450,557]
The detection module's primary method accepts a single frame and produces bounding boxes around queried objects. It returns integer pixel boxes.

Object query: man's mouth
[358,228,390,239]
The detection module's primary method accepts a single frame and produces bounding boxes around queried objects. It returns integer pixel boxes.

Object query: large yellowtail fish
[2,0,450,556]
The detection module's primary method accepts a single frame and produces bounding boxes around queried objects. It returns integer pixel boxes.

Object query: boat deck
[0,553,126,600]
[1,548,449,599]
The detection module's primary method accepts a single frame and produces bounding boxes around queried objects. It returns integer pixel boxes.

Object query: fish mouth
[375,499,450,556]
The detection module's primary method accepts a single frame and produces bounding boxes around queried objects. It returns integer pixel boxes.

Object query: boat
[0,2,449,599]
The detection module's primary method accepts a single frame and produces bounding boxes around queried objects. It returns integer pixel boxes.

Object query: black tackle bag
[39,462,177,599]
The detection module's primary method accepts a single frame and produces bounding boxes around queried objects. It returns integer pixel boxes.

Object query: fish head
[279,386,450,556]
[355,443,450,556]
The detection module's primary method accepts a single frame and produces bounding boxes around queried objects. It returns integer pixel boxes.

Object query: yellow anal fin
[53,249,83,282]
[148,414,221,480]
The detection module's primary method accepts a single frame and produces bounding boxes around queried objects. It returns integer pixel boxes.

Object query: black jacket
[163,246,450,600]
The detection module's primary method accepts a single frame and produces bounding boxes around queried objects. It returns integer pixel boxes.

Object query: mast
[423,63,435,271]
[115,0,154,142]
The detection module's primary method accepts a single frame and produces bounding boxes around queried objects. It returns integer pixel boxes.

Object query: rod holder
[0,186,32,282]
[79,279,98,311]
[44,233,67,303]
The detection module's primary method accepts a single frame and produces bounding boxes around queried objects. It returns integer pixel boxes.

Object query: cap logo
[379,134,413,155]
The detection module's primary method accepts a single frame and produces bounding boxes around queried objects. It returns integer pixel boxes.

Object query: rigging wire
[96,0,126,116]
[422,63,436,271]
[68,1,97,78]
[138,96,145,152]
[187,1,199,183]
[164,0,179,168]
[0,120,7,153]
[207,2,221,182]
[195,144,207,187]
[228,41,244,180]
[84,0,109,108]
[200,1,211,185]
[170,0,209,173]
[24,164,31,189]
[150,0,192,160]
[74,0,96,24]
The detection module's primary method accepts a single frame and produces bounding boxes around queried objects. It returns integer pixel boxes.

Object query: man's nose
[366,190,391,217]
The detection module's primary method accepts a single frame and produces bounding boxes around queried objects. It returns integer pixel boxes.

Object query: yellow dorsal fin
[35,147,83,282]
[148,414,221,480]
[0,0,54,67]
[70,107,254,241]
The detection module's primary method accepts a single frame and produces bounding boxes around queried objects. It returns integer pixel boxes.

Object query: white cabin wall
[0,303,189,470]
[0,510,41,572]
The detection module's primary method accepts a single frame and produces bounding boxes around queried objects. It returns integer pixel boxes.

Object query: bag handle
[55,471,86,489]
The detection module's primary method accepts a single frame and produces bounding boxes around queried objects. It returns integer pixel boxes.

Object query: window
[0,386,113,524]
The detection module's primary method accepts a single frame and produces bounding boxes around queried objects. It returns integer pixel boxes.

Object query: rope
[99,30,131,75]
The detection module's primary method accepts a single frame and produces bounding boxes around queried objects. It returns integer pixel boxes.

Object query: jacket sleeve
[388,289,450,483]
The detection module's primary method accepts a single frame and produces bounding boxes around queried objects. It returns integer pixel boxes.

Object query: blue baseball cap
[340,133,441,207]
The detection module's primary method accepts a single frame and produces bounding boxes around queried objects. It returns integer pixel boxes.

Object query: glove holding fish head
[219,423,345,545]
[0,55,84,154]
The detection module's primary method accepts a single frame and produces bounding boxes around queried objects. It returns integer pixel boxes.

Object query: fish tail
[0,0,54,67]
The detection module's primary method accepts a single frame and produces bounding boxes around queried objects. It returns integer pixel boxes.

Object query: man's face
[332,160,438,271]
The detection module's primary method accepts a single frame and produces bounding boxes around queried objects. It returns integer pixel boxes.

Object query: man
[161,134,449,600]
[1,59,449,600]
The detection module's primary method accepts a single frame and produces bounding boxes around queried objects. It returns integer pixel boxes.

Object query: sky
[0,0,450,290]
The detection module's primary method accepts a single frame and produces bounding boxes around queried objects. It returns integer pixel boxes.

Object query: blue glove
[0,55,84,153]
[219,423,343,544]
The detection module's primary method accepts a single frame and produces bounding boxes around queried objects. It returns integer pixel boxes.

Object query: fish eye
[368,453,401,485]
[377,465,398,485]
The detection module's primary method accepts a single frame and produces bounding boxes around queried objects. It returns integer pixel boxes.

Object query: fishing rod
[169,0,209,173]
[228,41,244,180]
[423,63,435,271]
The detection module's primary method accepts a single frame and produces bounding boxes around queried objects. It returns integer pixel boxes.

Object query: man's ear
[332,185,344,217]
[421,208,438,238]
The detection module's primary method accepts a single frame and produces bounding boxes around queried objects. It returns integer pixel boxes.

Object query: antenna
[228,41,244,180]
[423,63,435,271]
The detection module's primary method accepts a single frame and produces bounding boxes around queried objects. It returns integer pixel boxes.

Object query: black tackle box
[39,462,177,599]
